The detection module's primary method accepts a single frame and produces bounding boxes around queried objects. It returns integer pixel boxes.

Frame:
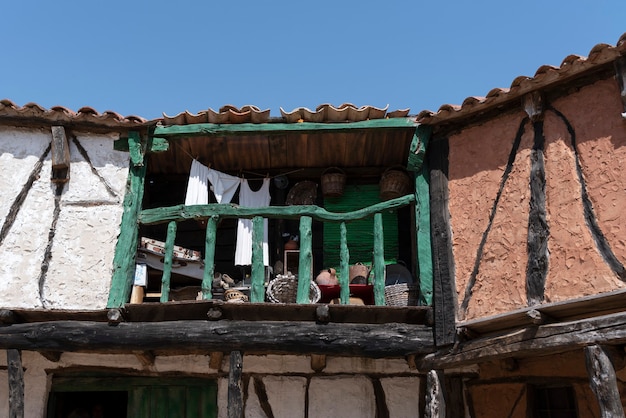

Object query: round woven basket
[384,283,419,306]
[379,166,411,201]
[321,167,346,198]
[267,275,321,303]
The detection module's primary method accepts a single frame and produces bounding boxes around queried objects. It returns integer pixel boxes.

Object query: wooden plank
[0,320,434,357]
[159,221,177,303]
[7,349,24,418]
[428,138,457,346]
[422,311,626,369]
[425,370,445,418]
[153,118,418,138]
[228,351,244,418]
[202,216,218,300]
[416,161,433,305]
[373,213,385,306]
[50,126,70,169]
[339,222,350,304]
[107,131,146,308]
[139,195,415,225]
[407,124,431,172]
[298,216,313,302]
[585,345,625,418]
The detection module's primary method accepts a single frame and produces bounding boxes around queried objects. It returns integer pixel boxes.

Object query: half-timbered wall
[446,77,626,321]
[0,126,128,309]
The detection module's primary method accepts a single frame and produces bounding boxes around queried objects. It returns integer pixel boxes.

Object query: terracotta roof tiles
[417,32,626,125]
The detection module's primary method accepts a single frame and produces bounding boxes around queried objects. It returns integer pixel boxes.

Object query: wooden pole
[7,349,24,418]
[297,216,313,303]
[425,370,445,418]
[339,222,350,304]
[228,351,244,418]
[202,216,218,300]
[585,345,625,418]
[373,213,385,306]
[250,216,265,303]
[159,221,177,302]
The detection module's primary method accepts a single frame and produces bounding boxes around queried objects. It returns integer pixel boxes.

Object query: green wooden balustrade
[138,195,414,306]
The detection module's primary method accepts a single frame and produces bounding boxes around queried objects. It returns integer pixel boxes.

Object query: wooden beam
[297,216,313,301]
[139,195,415,225]
[428,138,457,346]
[159,221,177,303]
[407,124,431,172]
[339,222,350,304]
[425,370,445,418]
[0,320,434,358]
[250,216,265,303]
[134,350,155,367]
[415,161,433,306]
[153,117,418,138]
[373,213,385,306]
[7,349,24,418]
[310,354,326,372]
[228,351,244,418]
[209,351,223,370]
[40,351,62,362]
[50,126,70,183]
[585,345,625,417]
[421,311,626,369]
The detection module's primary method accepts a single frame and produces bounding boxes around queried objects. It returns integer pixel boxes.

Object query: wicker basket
[267,275,321,303]
[379,166,411,201]
[224,289,249,303]
[384,283,419,306]
[321,167,346,198]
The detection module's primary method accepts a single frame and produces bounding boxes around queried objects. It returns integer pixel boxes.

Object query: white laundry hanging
[184,160,240,205]
[234,178,271,266]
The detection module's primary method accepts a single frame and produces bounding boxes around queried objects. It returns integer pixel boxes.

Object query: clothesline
[175,142,303,180]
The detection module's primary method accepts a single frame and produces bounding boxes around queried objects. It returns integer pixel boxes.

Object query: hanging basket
[286,181,318,205]
[321,167,346,198]
[267,275,321,303]
[379,166,411,201]
[384,283,419,306]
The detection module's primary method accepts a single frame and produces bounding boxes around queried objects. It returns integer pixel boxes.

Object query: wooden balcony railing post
[297,216,313,303]
[159,220,177,303]
[250,216,266,303]
[202,215,218,300]
[373,213,385,306]
[339,222,350,304]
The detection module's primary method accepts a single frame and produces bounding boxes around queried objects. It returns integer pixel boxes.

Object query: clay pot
[315,268,339,286]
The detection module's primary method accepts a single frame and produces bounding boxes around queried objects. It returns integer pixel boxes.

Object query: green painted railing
[137,195,415,305]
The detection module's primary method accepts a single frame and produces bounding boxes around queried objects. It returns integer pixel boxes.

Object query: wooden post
[50,126,70,183]
[250,216,265,303]
[7,349,24,418]
[159,221,177,303]
[228,351,244,418]
[373,213,385,306]
[339,222,350,304]
[585,345,625,418]
[202,215,218,300]
[297,216,313,303]
[425,370,445,418]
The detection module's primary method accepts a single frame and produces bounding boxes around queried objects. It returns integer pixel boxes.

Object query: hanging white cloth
[235,178,271,266]
[184,160,240,205]
[207,168,240,204]
[185,159,210,205]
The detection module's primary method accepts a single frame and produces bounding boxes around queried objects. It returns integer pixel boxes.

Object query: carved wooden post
[159,220,177,302]
[585,345,625,418]
[202,215,218,300]
[425,369,445,418]
[228,351,244,418]
[7,349,24,418]
[250,216,265,302]
[339,222,350,304]
[373,213,385,306]
[297,216,313,303]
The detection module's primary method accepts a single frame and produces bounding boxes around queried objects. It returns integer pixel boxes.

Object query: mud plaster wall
[468,351,610,417]
[0,350,423,418]
[448,77,626,320]
[0,127,128,309]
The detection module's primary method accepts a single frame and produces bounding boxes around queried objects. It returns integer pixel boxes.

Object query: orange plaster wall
[448,77,626,320]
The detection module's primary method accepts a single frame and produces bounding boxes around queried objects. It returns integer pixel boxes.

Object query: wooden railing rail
[139,194,415,305]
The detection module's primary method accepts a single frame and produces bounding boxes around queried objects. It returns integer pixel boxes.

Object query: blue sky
[1,1,624,120]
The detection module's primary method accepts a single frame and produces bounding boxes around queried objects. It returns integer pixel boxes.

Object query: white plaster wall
[309,375,376,418]
[0,128,127,310]
[381,377,421,418]
[0,370,7,418]
[263,376,307,418]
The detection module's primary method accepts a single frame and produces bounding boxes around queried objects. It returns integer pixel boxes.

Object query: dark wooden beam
[614,55,626,118]
[310,354,326,372]
[40,351,62,362]
[0,320,434,358]
[585,345,625,417]
[428,137,457,346]
[421,311,626,369]
[209,352,223,370]
[228,351,243,418]
[50,126,70,183]
[7,349,24,418]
